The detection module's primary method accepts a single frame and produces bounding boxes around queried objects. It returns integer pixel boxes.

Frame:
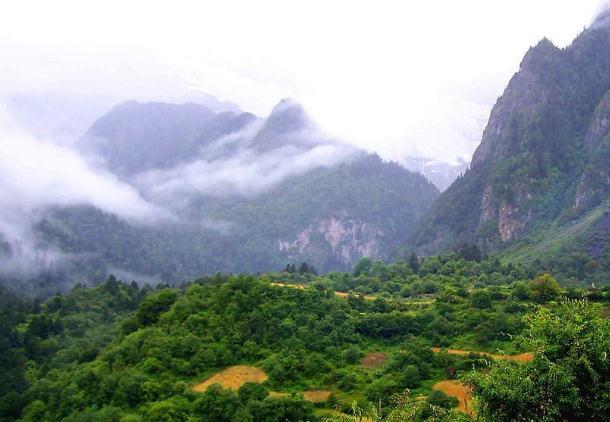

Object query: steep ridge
[411,21,610,282]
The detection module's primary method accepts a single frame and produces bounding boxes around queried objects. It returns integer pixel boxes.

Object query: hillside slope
[27,99,438,285]
[411,19,610,283]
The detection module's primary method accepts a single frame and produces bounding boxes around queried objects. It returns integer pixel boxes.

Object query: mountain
[411,21,610,283]
[81,101,257,177]
[401,156,469,191]
[22,98,438,287]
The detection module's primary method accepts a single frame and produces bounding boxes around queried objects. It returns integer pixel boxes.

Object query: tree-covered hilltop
[411,24,610,282]
[1,256,608,421]
[33,153,438,287]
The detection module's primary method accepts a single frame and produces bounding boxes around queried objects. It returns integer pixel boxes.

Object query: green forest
[3,4,610,422]
[1,254,608,421]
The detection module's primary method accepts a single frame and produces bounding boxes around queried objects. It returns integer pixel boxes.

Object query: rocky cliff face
[412,22,610,253]
[573,90,610,214]
[278,212,384,268]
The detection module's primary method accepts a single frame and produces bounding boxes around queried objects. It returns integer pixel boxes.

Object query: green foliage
[529,273,560,303]
[464,299,610,421]
[32,153,439,288]
[412,29,610,285]
[470,289,492,309]
[343,345,362,364]
[2,257,608,421]
[238,382,268,403]
[135,289,178,326]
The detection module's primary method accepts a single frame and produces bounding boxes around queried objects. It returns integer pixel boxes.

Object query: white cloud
[136,133,360,201]
[0,0,604,163]
[0,106,167,272]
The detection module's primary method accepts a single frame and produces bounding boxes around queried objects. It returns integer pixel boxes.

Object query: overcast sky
[0,0,607,163]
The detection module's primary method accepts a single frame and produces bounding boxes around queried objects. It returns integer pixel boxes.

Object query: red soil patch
[431,347,533,362]
[302,390,331,402]
[360,352,388,369]
[433,380,472,414]
[192,365,268,393]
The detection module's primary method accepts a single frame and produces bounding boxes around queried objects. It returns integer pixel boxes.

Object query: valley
[1,3,610,422]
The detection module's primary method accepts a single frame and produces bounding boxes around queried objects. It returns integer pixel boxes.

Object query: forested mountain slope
[18,99,438,288]
[411,20,610,284]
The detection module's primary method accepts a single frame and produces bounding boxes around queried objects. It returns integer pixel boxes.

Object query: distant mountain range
[18,98,438,288]
[411,18,610,284]
[5,11,610,290]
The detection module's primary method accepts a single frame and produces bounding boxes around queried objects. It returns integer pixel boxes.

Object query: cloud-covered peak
[263,98,309,134]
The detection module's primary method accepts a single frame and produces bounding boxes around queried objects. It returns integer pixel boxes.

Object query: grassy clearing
[302,390,332,403]
[192,365,268,392]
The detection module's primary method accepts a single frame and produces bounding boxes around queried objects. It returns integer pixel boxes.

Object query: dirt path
[433,380,472,414]
[431,347,533,362]
[192,365,268,393]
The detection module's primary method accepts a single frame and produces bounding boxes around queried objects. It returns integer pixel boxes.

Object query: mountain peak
[519,37,561,71]
[264,98,309,133]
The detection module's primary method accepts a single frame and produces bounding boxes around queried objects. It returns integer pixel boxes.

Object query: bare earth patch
[192,365,268,393]
[431,347,533,362]
[302,390,331,402]
[433,380,472,414]
[360,352,388,369]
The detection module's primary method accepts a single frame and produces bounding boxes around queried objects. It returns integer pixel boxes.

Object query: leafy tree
[529,273,560,303]
[344,345,362,364]
[245,397,316,422]
[408,252,420,273]
[353,257,373,277]
[146,397,190,422]
[464,299,610,421]
[512,281,530,300]
[238,382,268,403]
[456,243,483,262]
[193,385,239,422]
[470,289,492,309]
[135,289,178,326]
[427,390,459,410]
